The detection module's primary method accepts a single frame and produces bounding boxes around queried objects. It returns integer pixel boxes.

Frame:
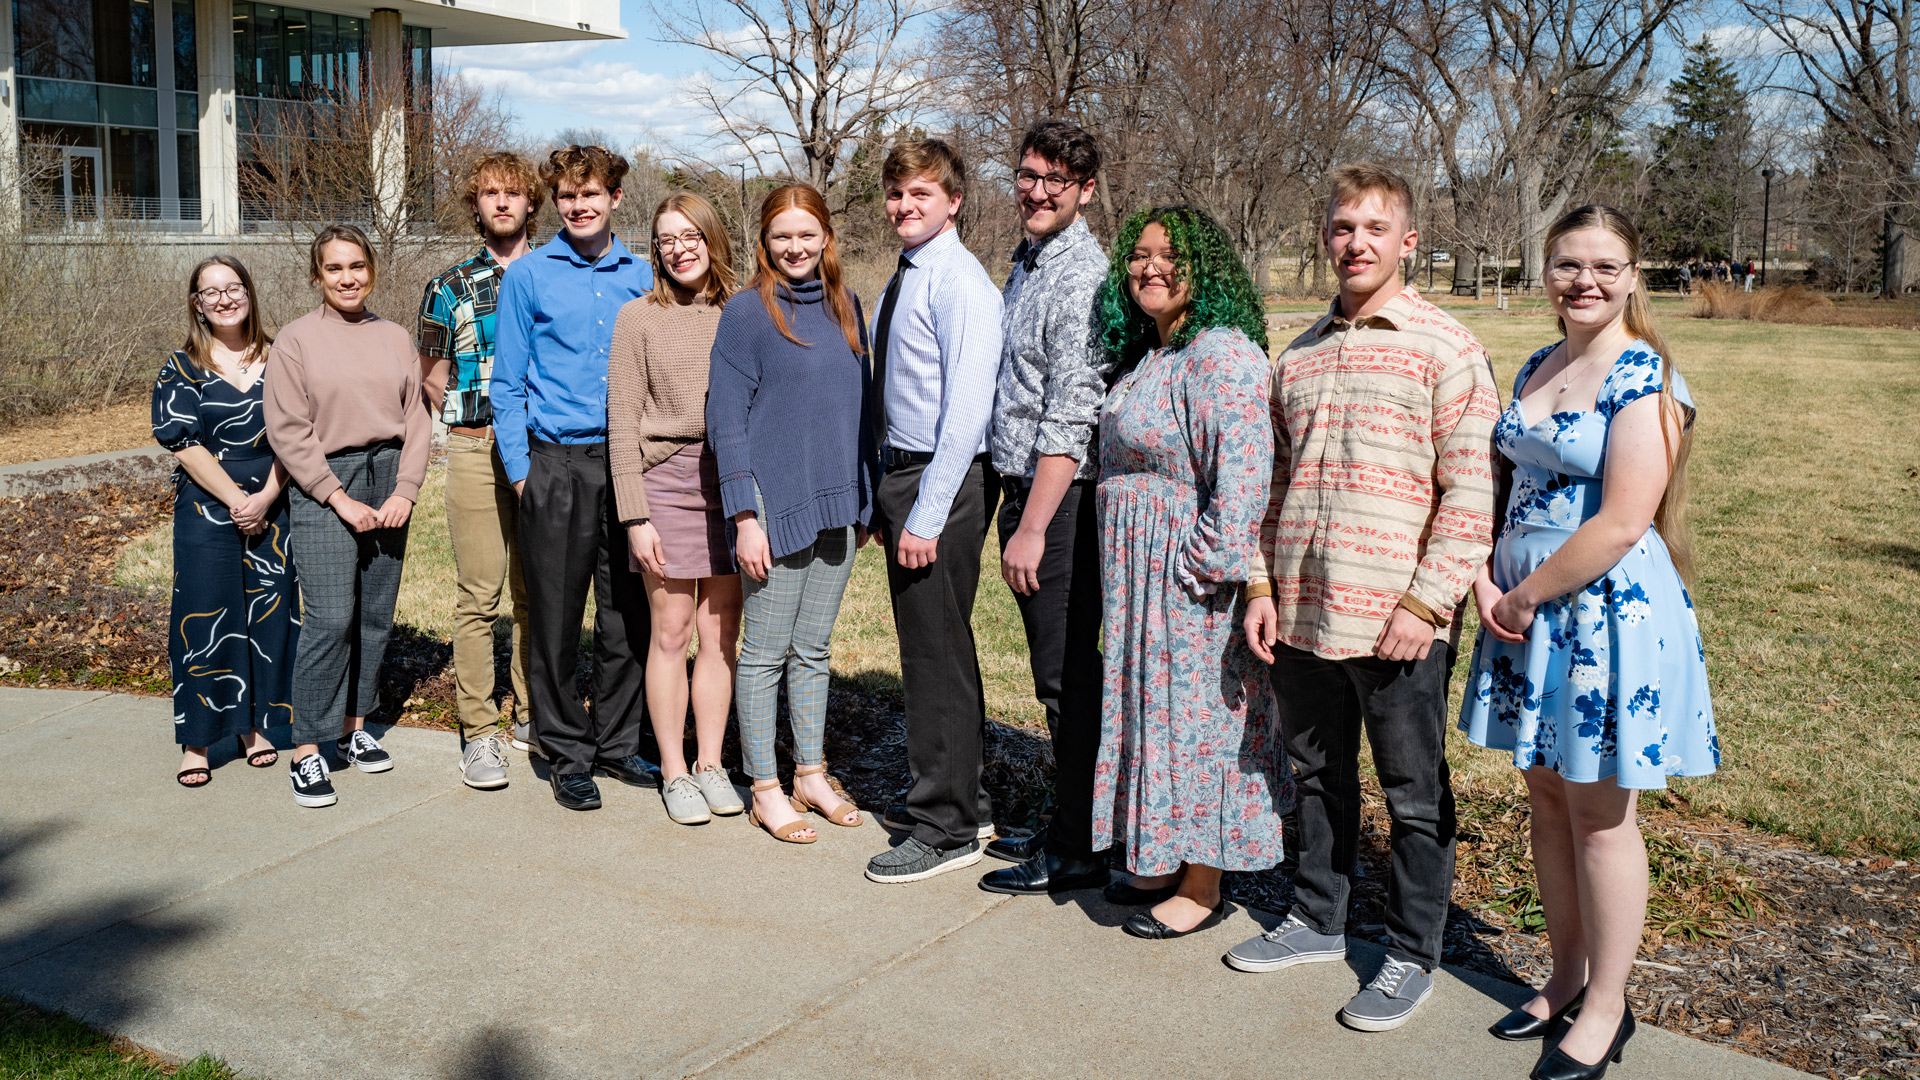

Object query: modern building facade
[0,0,622,236]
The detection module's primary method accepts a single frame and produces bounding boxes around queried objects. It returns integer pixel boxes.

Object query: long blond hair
[1546,204,1694,584]
[647,191,735,307]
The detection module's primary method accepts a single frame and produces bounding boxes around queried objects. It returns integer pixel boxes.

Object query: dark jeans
[998,478,1104,860]
[875,457,999,850]
[519,439,651,775]
[1272,642,1458,970]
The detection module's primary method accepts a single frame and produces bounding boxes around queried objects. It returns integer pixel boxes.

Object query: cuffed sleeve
[1404,342,1499,622]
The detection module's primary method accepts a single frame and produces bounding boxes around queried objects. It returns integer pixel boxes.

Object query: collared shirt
[417,247,504,427]
[990,218,1112,480]
[1251,286,1500,660]
[873,225,1004,537]
[490,233,653,484]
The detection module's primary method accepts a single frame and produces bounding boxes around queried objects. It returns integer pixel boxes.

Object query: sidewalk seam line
[0,691,114,736]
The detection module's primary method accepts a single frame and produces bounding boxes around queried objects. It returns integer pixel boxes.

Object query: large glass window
[172,0,197,92]
[13,0,155,86]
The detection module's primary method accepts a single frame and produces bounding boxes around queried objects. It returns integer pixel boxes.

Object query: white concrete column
[0,0,21,232]
[369,9,406,236]
[197,0,240,236]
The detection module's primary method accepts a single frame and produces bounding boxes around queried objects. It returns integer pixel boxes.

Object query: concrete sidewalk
[0,689,1810,1080]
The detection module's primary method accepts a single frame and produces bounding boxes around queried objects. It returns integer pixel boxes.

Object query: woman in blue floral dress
[1460,205,1714,1079]
[1089,206,1294,941]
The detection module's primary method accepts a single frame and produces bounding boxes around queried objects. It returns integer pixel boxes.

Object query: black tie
[870,252,912,451]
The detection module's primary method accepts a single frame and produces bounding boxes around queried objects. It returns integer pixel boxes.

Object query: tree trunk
[1517,158,1545,291]
[1311,247,1328,295]
[1473,251,1484,300]
[1884,210,1907,298]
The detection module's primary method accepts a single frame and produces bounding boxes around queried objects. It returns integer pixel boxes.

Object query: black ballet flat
[1122,902,1226,940]
[1104,878,1181,906]
[1491,986,1585,1041]
[1530,1009,1635,1080]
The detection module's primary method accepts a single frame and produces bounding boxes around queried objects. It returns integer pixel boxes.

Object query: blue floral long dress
[152,351,299,749]
[1460,342,1717,788]
[1090,326,1295,875]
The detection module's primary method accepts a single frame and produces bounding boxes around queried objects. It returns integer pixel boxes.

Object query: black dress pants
[876,457,998,850]
[998,478,1104,860]
[1271,642,1458,970]
[519,439,651,775]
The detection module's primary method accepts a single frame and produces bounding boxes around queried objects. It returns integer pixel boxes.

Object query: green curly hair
[1095,205,1268,375]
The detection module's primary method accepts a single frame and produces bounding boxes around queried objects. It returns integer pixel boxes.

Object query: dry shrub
[1691,282,1920,329]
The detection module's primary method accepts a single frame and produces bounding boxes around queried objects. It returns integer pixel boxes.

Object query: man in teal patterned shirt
[418,151,545,790]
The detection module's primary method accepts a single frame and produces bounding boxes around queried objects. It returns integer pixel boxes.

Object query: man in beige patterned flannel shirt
[1226,163,1500,1034]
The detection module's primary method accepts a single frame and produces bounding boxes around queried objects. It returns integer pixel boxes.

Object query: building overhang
[295,0,625,46]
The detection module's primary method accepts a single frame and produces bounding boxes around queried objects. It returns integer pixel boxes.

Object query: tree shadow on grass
[1831,538,1920,574]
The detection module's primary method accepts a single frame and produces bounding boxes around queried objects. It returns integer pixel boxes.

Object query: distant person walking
[1676,262,1690,296]
[265,225,432,808]
[707,184,878,844]
[1461,204,1716,1079]
[418,151,544,791]
[155,255,296,788]
[608,191,747,827]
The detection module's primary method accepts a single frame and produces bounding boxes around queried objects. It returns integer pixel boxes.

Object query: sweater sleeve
[263,324,342,504]
[393,324,432,503]
[607,302,651,523]
[705,305,761,521]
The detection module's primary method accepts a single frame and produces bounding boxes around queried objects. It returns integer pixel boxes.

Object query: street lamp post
[1760,167,1774,288]
[735,162,749,265]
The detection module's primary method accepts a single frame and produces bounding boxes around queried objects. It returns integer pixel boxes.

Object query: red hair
[753,184,865,356]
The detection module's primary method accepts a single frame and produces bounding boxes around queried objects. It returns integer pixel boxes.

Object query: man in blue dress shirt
[865,139,1007,884]
[491,145,661,811]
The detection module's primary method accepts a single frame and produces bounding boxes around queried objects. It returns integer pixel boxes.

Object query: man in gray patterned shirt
[978,120,1116,897]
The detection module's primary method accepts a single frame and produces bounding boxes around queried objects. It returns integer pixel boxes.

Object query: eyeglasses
[1547,258,1634,284]
[1126,251,1180,274]
[1015,168,1087,196]
[655,230,705,253]
[195,284,248,304]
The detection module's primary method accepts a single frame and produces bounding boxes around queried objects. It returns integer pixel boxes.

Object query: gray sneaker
[661,774,712,825]
[1225,912,1349,972]
[865,837,983,884]
[692,764,745,816]
[510,720,544,758]
[1339,957,1434,1032]
[460,735,509,790]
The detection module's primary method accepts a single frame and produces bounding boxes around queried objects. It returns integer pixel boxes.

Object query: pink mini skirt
[640,441,736,579]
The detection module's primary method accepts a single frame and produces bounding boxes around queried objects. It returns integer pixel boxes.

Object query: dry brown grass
[1690,282,1920,329]
[0,401,154,466]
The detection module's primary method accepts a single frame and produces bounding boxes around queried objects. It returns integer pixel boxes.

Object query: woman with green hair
[1089,205,1296,940]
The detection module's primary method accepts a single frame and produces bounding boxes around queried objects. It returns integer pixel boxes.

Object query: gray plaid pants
[736,526,856,781]
[287,442,408,744]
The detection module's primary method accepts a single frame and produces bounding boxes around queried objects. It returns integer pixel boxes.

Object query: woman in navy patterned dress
[1460,206,1714,1078]
[152,256,298,787]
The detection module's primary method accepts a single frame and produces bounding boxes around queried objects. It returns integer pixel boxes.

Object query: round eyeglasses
[195,284,249,304]
[1015,169,1087,197]
[655,231,706,253]
[1546,258,1634,284]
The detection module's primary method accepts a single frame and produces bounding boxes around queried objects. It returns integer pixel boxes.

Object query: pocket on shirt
[1347,377,1432,455]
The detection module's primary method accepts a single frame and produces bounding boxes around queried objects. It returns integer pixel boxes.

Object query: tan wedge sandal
[748,778,817,844]
[789,762,862,827]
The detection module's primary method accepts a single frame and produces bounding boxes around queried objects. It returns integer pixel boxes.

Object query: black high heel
[1529,1009,1635,1080]
[1491,986,1585,1041]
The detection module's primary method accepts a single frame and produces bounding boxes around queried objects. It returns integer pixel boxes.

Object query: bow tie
[1013,244,1040,273]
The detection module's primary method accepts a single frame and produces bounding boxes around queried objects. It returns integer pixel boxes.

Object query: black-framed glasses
[195,284,248,304]
[1015,168,1087,196]
[1547,257,1634,284]
[655,230,705,253]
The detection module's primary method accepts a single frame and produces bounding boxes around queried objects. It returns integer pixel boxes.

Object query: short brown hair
[1325,162,1413,229]
[309,223,377,291]
[647,191,735,307]
[882,138,966,198]
[541,144,629,194]
[464,151,545,238]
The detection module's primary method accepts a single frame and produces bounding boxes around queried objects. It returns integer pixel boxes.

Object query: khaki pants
[445,432,531,741]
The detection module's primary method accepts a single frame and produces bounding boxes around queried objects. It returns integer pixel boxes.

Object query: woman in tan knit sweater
[608,192,744,826]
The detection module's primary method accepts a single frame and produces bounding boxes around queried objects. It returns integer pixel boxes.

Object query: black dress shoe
[551,770,603,810]
[593,754,663,789]
[1530,1010,1634,1080]
[1104,878,1181,906]
[1491,987,1585,1041]
[1122,901,1227,940]
[979,853,1109,895]
[985,831,1047,863]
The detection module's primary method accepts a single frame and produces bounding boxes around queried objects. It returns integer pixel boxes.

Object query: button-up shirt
[990,218,1112,480]
[417,247,504,427]
[1251,286,1500,660]
[490,233,653,484]
[873,226,1004,537]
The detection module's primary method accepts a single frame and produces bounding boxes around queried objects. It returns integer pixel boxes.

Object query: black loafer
[1122,901,1227,940]
[979,853,1110,895]
[1104,878,1181,906]
[593,754,663,789]
[551,770,603,810]
[1492,987,1585,1041]
[985,831,1047,863]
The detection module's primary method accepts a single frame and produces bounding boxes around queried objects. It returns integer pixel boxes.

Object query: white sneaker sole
[667,808,712,825]
[461,769,509,790]
[510,738,545,757]
[292,789,337,808]
[865,845,984,884]
[347,756,394,774]
[1225,946,1348,973]
[1338,982,1434,1032]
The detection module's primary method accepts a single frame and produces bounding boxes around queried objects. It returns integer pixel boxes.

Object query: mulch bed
[6,478,1914,1079]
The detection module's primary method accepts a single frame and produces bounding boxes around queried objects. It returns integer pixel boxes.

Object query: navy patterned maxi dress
[152,351,299,749]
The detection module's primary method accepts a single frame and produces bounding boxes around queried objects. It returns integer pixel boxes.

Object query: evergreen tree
[1641,37,1751,264]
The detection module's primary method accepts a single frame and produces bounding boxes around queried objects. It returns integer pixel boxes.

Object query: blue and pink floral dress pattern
[1460,341,1717,789]
[1091,327,1295,875]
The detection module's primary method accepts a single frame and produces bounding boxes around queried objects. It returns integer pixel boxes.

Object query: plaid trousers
[735,526,856,781]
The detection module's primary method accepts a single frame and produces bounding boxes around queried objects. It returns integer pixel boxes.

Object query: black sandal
[177,767,211,787]
[238,734,278,768]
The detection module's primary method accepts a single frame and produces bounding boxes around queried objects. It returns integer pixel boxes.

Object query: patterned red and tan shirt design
[1250,286,1500,660]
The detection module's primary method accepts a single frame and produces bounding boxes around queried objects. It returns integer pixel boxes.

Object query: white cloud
[441,42,710,141]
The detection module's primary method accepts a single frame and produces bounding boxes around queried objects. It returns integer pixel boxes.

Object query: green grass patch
[0,996,241,1079]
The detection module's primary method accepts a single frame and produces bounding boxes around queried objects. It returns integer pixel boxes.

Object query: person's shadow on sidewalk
[445,1022,558,1080]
